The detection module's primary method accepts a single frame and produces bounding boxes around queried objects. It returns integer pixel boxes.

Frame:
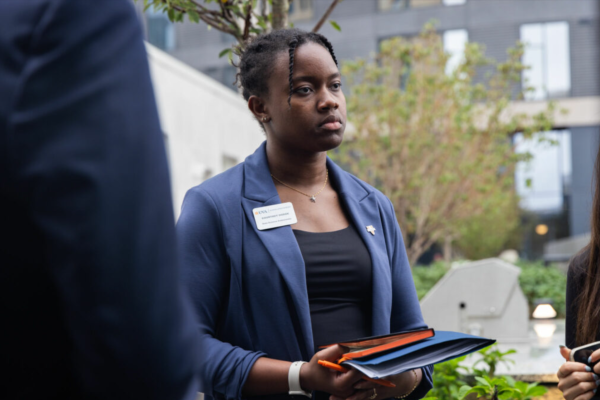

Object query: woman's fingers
[561,346,572,361]
[562,380,597,400]
[558,362,593,379]
[559,371,598,400]
[558,371,597,390]
[335,369,365,388]
[573,391,596,400]
[353,380,381,390]
[346,388,383,400]
[317,344,349,362]
[590,348,600,364]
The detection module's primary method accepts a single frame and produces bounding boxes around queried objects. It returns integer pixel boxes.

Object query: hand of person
[336,369,420,400]
[557,346,599,400]
[300,345,365,399]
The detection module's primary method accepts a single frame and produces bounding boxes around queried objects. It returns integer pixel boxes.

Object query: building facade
[137,0,600,258]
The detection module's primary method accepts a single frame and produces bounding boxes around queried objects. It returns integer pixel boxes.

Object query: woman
[177,29,433,400]
[557,145,600,400]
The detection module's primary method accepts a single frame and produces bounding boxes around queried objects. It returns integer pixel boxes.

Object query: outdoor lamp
[532,299,557,319]
[532,298,557,345]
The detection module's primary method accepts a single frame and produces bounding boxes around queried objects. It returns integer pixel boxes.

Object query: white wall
[146,43,264,217]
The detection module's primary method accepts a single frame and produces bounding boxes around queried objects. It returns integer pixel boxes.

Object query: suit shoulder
[185,163,244,202]
[343,171,392,206]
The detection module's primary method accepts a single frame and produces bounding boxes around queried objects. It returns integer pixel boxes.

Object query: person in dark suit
[0,1,199,399]
[176,29,433,400]
[557,145,600,400]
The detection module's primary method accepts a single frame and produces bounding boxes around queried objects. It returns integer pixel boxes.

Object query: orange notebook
[319,328,435,360]
[317,329,435,388]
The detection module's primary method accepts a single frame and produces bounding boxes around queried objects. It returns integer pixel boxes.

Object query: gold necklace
[271,169,328,203]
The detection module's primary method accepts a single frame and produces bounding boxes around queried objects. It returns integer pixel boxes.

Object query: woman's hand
[333,369,421,400]
[557,346,599,400]
[300,345,364,398]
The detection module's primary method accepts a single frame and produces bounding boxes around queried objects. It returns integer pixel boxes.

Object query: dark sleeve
[566,252,587,349]
[177,188,267,400]
[383,197,433,399]
[8,1,199,399]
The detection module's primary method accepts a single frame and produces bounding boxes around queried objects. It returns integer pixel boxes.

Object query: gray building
[137,0,600,260]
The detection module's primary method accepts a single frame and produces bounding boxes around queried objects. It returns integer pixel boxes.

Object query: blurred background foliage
[334,24,556,265]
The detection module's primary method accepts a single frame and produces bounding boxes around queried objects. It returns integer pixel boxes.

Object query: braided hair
[235,29,338,111]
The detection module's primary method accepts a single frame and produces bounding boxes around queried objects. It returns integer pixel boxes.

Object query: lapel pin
[366,225,376,236]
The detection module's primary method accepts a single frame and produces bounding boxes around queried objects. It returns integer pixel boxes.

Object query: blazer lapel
[242,142,314,358]
[328,159,393,336]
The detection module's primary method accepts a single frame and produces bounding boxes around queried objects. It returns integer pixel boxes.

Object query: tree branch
[243,2,252,40]
[312,0,341,33]
[272,0,289,30]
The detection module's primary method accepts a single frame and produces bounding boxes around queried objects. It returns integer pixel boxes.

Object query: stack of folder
[319,328,495,384]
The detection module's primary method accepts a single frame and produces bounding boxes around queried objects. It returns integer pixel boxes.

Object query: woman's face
[262,42,347,153]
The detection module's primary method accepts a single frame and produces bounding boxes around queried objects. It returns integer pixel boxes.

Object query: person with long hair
[176,29,433,400]
[557,145,600,400]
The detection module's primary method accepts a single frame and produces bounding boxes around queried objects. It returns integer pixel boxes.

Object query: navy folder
[343,331,495,379]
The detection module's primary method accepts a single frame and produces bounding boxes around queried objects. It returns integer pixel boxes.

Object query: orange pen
[318,360,396,388]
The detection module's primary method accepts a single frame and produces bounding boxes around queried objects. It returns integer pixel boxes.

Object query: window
[520,22,570,100]
[146,9,175,51]
[289,0,313,21]
[443,29,468,74]
[514,130,572,213]
[379,0,464,11]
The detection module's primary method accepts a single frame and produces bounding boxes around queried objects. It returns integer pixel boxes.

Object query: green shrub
[412,261,449,300]
[425,345,548,400]
[517,260,567,318]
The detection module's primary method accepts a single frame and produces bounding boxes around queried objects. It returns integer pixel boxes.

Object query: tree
[138,0,343,55]
[334,24,556,265]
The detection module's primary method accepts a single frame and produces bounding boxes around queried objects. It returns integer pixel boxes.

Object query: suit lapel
[242,143,314,358]
[241,143,394,358]
[328,160,392,336]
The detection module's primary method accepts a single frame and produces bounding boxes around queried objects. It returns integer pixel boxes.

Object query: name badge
[253,202,298,231]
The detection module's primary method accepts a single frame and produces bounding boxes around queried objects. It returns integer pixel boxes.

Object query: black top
[566,249,597,349]
[293,225,373,353]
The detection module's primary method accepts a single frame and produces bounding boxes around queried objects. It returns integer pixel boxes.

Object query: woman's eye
[295,87,312,94]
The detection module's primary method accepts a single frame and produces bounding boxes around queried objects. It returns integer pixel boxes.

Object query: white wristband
[288,361,311,398]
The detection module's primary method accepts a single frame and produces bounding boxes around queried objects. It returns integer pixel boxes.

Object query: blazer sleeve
[177,187,267,400]
[7,1,199,399]
[383,197,434,399]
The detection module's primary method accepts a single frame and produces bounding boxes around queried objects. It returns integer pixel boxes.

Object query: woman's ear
[247,95,269,122]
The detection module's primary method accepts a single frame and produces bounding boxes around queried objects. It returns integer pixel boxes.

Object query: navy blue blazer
[0,1,198,399]
[177,142,433,400]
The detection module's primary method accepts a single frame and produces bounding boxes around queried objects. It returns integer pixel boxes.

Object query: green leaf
[329,20,341,32]
[498,389,515,400]
[219,48,233,58]
[514,381,528,392]
[526,385,547,397]
[167,8,175,22]
[525,177,532,188]
[188,11,200,23]
[475,376,491,388]
[457,385,472,399]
